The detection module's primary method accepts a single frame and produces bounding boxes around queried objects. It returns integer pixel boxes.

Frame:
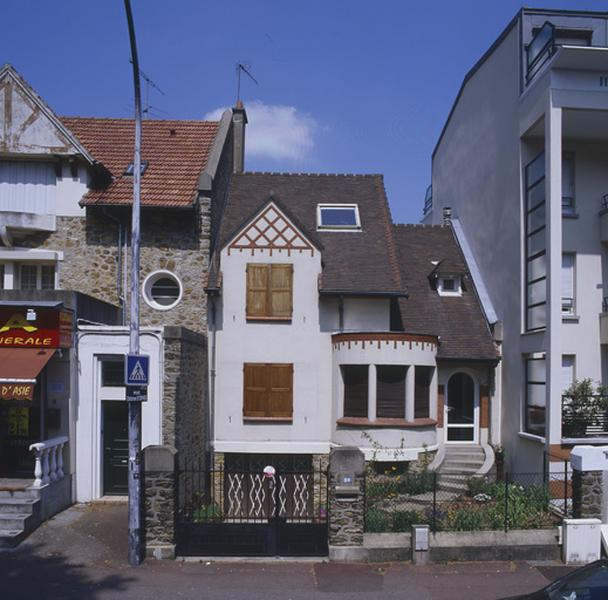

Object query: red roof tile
[60,117,219,207]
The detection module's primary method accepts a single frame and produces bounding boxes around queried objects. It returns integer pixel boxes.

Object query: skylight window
[124,160,149,176]
[317,204,361,230]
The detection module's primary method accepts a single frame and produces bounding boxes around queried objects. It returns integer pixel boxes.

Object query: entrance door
[102,401,128,495]
[445,373,477,443]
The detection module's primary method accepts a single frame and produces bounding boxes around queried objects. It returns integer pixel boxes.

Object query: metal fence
[364,469,570,533]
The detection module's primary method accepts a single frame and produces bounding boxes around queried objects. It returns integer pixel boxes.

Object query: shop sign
[0,383,35,401]
[0,308,73,348]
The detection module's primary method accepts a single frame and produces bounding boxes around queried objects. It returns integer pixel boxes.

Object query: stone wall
[162,327,208,469]
[143,445,177,560]
[573,469,603,519]
[23,203,211,334]
[328,447,365,548]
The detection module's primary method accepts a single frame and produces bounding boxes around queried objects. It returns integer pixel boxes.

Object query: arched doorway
[445,372,477,443]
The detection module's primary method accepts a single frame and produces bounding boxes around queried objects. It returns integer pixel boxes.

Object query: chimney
[232,100,248,174]
[442,206,452,226]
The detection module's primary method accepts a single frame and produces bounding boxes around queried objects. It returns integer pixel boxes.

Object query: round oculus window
[143,271,182,310]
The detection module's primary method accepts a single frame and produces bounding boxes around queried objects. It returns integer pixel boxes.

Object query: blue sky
[4,1,607,223]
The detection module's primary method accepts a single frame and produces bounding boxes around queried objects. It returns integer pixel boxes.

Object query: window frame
[246,263,293,321]
[316,203,362,231]
[17,262,56,291]
[341,364,369,419]
[243,362,293,421]
[437,276,462,297]
[561,253,576,317]
[524,354,546,437]
[562,152,576,216]
[142,270,183,311]
[376,365,407,419]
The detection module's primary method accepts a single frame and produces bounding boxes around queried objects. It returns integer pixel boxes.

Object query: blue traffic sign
[125,354,149,387]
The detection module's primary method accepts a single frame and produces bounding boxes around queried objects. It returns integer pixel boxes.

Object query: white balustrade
[29,436,68,489]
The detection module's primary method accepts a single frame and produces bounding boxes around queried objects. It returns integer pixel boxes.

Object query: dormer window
[317,204,361,231]
[124,160,149,176]
[437,276,462,297]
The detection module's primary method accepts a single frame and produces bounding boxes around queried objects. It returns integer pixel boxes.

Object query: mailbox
[334,471,359,497]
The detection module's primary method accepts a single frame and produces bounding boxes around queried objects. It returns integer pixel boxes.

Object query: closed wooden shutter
[246,264,269,318]
[376,365,406,419]
[269,364,293,418]
[342,365,368,418]
[414,366,434,419]
[270,264,293,318]
[243,363,293,419]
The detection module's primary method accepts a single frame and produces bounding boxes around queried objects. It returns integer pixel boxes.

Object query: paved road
[0,504,570,600]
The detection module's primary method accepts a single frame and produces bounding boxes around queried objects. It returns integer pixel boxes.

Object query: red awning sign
[0,383,35,400]
[0,348,55,401]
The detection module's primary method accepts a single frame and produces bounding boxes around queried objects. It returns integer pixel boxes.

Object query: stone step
[444,450,485,459]
[442,459,485,467]
[0,513,32,530]
[0,498,37,514]
[436,480,469,495]
[0,489,37,500]
[439,466,482,474]
[444,446,484,454]
[0,528,26,550]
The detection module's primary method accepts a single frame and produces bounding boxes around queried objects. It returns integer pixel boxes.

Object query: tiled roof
[393,224,498,361]
[210,173,404,296]
[60,117,219,207]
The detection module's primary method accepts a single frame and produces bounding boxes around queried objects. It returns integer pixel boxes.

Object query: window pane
[527,229,545,257]
[526,406,545,436]
[527,357,546,383]
[527,278,546,306]
[527,202,545,233]
[527,383,546,407]
[415,366,433,419]
[528,254,546,283]
[320,207,358,227]
[527,304,546,330]
[376,365,406,419]
[526,179,545,212]
[562,355,575,393]
[342,365,368,418]
[526,153,545,188]
[19,265,37,290]
[562,154,575,205]
[150,277,179,306]
[40,265,55,290]
[102,358,125,387]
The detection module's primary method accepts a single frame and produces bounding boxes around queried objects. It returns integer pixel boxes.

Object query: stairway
[0,484,41,549]
[436,445,487,496]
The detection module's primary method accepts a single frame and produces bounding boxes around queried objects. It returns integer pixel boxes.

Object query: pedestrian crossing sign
[125,354,150,387]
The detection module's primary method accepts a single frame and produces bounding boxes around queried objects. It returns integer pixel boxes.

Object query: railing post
[41,447,50,485]
[504,473,509,533]
[32,447,43,488]
[49,446,58,482]
[432,471,437,533]
[57,443,65,479]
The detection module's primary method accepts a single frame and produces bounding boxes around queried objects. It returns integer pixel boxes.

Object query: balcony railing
[562,395,608,439]
[526,22,556,84]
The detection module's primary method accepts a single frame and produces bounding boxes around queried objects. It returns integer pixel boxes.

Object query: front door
[102,401,128,495]
[445,373,477,443]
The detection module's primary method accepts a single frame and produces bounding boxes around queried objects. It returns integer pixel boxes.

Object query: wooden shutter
[270,264,293,318]
[246,264,269,317]
[243,363,293,419]
[243,363,269,417]
[414,366,434,419]
[268,364,293,418]
[376,365,406,419]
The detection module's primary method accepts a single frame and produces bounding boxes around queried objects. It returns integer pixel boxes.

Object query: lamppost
[123,0,143,567]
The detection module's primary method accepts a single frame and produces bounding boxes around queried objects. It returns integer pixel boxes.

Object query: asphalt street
[0,504,572,600]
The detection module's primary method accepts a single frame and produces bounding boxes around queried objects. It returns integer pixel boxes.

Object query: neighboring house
[206,173,499,483]
[0,63,243,544]
[424,8,608,472]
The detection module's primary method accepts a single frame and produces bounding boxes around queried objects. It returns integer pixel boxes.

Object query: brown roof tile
[212,173,404,296]
[60,117,219,207]
[393,224,498,361]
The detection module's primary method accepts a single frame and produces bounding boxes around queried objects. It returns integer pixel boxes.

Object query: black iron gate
[176,457,328,556]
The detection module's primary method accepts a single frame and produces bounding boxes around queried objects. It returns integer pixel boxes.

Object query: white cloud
[204,100,316,162]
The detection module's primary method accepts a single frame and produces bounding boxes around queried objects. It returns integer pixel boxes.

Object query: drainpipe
[208,294,217,465]
[338,295,344,332]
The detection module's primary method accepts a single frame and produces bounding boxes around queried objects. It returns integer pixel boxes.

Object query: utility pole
[123,0,143,567]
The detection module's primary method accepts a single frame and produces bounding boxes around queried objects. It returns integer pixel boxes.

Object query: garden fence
[364,468,571,534]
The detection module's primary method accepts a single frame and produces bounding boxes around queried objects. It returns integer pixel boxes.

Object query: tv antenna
[130,59,166,119]
[236,63,258,104]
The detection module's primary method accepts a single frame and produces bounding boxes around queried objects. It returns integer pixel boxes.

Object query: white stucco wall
[75,327,163,502]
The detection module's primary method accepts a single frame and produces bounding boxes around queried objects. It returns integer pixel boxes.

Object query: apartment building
[424,8,608,472]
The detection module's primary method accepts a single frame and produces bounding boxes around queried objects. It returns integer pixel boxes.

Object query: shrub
[447,507,485,531]
[398,471,434,496]
[365,509,390,532]
[392,510,423,532]
[192,503,222,521]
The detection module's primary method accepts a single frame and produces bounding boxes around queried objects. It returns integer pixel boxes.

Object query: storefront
[0,304,72,479]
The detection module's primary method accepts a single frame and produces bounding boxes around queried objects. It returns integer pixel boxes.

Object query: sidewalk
[0,504,571,600]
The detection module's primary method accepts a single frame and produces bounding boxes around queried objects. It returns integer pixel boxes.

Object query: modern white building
[424,7,608,473]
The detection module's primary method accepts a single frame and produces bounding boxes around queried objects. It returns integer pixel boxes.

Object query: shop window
[243,363,293,420]
[246,263,293,320]
[376,365,406,419]
[342,365,368,418]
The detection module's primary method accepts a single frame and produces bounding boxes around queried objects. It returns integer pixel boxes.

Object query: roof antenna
[130,59,166,119]
[236,63,258,106]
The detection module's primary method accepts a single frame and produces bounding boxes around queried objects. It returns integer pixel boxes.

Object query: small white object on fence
[29,436,68,488]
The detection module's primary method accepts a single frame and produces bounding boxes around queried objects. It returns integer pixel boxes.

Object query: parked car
[501,559,608,599]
